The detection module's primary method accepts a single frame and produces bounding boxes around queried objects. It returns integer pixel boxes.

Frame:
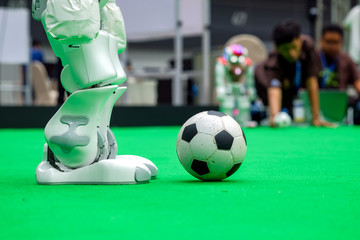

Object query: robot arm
[245,66,257,101]
[215,60,228,102]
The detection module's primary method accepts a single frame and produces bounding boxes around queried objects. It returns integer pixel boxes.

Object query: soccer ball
[274,112,292,128]
[176,111,247,181]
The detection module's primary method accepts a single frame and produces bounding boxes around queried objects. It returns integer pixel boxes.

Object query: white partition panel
[116,0,203,41]
[117,0,176,41]
[0,8,29,64]
[180,0,203,37]
[0,7,31,105]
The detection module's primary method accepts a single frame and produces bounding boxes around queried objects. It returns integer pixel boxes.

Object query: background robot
[215,44,256,127]
[32,0,157,184]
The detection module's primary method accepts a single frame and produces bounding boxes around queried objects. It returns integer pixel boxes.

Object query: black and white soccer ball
[176,111,247,181]
[274,112,292,128]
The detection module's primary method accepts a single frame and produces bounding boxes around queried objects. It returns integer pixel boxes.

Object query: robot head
[222,44,252,77]
[32,0,47,21]
[223,44,252,67]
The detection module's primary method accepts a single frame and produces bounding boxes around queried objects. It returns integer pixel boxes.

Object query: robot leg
[37,85,152,184]
[102,86,158,179]
[44,86,119,168]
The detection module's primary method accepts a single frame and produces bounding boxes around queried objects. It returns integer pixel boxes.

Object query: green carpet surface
[0,126,359,239]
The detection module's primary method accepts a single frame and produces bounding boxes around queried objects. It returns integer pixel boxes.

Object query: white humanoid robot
[32,0,157,184]
[215,44,256,127]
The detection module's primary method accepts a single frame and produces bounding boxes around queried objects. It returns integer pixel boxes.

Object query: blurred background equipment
[117,0,211,106]
[300,90,349,123]
[343,3,360,66]
[0,0,359,109]
[31,61,58,106]
[225,34,268,65]
[0,5,30,105]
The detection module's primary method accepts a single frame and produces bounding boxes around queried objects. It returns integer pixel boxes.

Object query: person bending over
[255,20,328,127]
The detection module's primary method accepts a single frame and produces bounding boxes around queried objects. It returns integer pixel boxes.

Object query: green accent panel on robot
[50,115,90,154]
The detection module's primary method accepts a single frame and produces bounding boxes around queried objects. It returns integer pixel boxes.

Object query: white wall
[127,48,194,71]
[116,0,203,41]
[0,8,29,64]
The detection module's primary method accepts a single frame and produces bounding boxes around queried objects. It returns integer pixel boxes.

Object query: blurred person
[31,40,44,63]
[316,23,360,124]
[255,20,329,127]
[215,44,257,127]
[316,23,360,91]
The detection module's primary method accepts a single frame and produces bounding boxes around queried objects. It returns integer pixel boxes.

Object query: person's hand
[269,115,276,127]
[312,118,338,128]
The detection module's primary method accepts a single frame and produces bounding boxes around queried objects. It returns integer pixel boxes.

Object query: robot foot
[115,155,158,179]
[36,159,151,185]
[36,145,153,185]
[36,159,152,185]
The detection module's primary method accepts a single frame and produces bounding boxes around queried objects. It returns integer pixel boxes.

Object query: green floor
[1,126,360,239]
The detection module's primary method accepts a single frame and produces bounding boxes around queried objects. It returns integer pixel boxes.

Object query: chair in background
[31,61,58,106]
[125,76,158,106]
[299,90,349,123]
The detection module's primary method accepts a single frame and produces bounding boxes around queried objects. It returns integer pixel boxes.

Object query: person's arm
[299,36,325,126]
[268,87,281,127]
[306,76,334,126]
[354,79,360,93]
[348,55,360,93]
[306,76,320,125]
